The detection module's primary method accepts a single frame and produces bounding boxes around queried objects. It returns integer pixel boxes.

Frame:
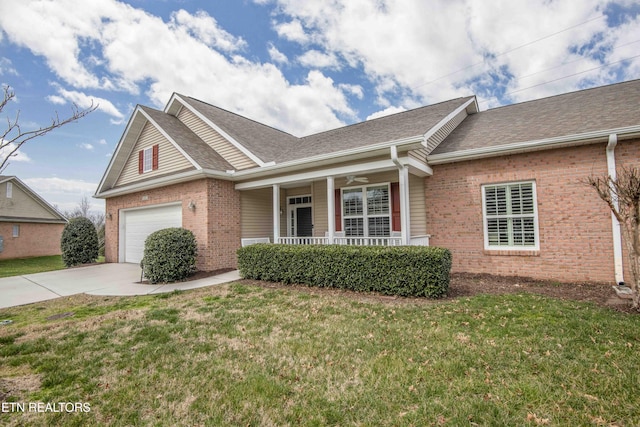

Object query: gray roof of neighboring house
[141,106,233,171]
[432,79,640,155]
[181,95,475,163]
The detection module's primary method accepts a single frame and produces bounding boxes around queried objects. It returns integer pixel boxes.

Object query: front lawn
[0,281,638,426]
[0,256,66,278]
[0,255,105,278]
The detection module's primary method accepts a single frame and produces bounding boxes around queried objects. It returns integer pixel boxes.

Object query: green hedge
[237,244,451,298]
[143,228,197,284]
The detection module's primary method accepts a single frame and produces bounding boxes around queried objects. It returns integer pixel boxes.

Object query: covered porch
[237,148,432,247]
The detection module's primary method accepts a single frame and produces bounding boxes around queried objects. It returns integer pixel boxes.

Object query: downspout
[606,134,624,285]
[391,146,410,244]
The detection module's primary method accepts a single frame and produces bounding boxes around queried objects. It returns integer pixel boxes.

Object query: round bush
[143,228,197,284]
[60,217,99,267]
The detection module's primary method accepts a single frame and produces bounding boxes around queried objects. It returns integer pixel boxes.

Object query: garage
[120,203,182,263]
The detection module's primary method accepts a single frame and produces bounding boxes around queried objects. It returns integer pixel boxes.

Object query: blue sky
[0,0,639,213]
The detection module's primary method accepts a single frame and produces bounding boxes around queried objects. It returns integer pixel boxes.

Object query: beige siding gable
[0,183,59,220]
[115,122,194,187]
[426,108,468,153]
[177,107,258,171]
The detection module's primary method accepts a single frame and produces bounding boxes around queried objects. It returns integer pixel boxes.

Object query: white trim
[341,182,392,239]
[399,167,411,245]
[428,125,640,165]
[327,176,335,244]
[481,180,540,251]
[232,135,425,177]
[138,109,201,170]
[142,147,153,173]
[422,97,477,143]
[171,94,266,167]
[6,182,12,198]
[272,184,280,243]
[235,157,422,190]
[286,194,312,237]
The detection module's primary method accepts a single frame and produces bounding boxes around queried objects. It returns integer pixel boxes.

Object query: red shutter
[391,182,401,231]
[334,189,342,232]
[152,144,159,170]
[138,150,144,174]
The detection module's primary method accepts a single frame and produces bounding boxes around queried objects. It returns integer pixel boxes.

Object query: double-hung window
[482,181,538,250]
[143,147,154,173]
[342,184,390,237]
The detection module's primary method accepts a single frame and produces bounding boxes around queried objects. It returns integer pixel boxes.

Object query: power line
[478,53,640,107]
[412,14,606,90]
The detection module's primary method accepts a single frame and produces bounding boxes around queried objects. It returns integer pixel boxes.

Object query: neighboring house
[0,176,67,260]
[95,79,640,285]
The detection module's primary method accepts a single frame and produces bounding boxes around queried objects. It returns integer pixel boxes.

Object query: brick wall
[425,139,640,284]
[0,222,64,260]
[104,178,241,271]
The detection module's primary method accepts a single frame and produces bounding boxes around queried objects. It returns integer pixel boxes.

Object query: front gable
[114,120,195,187]
[0,177,66,223]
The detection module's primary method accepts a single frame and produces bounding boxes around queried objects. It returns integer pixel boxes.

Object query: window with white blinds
[342,184,390,237]
[482,181,539,250]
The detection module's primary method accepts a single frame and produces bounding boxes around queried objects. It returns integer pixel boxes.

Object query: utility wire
[412,14,606,90]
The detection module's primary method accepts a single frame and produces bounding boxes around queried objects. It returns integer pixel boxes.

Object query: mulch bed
[235,272,638,314]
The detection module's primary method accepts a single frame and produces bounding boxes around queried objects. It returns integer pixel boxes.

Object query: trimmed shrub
[237,244,452,298]
[143,228,197,284]
[60,217,99,267]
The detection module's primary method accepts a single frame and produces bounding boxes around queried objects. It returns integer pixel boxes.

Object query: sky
[0,0,639,214]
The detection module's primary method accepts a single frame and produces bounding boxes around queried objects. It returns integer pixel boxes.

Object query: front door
[287,195,313,238]
[296,206,313,236]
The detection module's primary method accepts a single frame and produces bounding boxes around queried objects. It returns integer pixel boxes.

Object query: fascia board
[422,97,477,144]
[138,109,202,170]
[231,135,425,181]
[95,107,147,195]
[94,169,229,199]
[173,94,266,166]
[11,177,67,221]
[427,125,640,165]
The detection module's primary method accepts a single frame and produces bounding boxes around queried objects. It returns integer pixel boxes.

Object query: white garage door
[122,204,182,264]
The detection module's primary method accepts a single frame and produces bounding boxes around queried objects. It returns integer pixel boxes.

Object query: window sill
[483,249,540,257]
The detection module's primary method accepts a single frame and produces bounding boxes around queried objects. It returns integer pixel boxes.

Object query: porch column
[399,167,411,245]
[327,176,335,244]
[272,184,280,243]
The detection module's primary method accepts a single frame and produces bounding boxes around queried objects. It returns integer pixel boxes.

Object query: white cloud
[268,0,640,107]
[46,95,66,105]
[78,143,94,150]
[298,49,340,69]
[274,19,309,43]
[170,9,247,52]
[23,177,97,194]
[366,106,407,121]
[0,142,31,163]
[50,85,124,121]
[0,57,18,76]
[98,138,107,145]
[267,43,288,64]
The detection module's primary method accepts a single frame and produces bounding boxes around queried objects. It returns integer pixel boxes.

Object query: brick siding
[0,222,64,260]
[425,139,640,284]
[104,178,241,271]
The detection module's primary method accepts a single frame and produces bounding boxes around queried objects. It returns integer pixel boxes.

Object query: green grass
[0,283,638,426]
[0,255,105,278]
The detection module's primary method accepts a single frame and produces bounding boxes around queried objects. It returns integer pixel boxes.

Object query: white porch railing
[244,235,430,247]
[277,237,329,245]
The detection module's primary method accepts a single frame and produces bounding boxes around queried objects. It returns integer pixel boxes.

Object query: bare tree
[1,86,97,172]
[587,166,640,310]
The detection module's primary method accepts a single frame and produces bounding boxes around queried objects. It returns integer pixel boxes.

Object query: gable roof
[0,176,67,223]
[431,79,640,160]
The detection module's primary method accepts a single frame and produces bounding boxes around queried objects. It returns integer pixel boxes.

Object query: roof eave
[427,125,640,165]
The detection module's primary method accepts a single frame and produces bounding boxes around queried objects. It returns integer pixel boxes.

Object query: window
[342,184,390,237]
[138,144,159,174]
[12,225,19,238]
[6,182,12,198]
[482,181,538,250]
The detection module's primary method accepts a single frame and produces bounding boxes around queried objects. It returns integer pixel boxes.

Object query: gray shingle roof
[141,106,233,171]
[181,95,475,164]
[432,79,640,155]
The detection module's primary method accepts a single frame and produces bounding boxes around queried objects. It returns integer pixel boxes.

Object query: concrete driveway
[0,263,240,309]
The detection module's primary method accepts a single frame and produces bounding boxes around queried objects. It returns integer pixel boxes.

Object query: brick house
[0,176,67,260]
[95,79,640,284]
